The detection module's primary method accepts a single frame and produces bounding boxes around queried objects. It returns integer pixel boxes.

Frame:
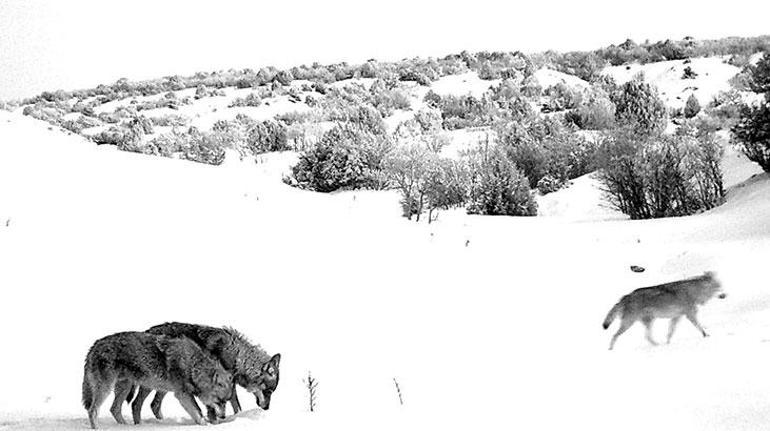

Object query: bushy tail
[82,372,93,410]
[603,300,623,329]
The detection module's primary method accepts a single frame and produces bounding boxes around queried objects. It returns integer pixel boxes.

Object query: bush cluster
[596,127,724,219]
[22,103,66,125]
[384,139,537,220]
[318,80,410,121]
[592,36,769,66]
[92,121,144,151]
[130,93,193,111]
[144,127,226,165]
[288,123,393,192]
[245,120,289,153]
[194,84,225,99]
[466,144,537,216]
[425,92,499,130]
[149,114,189,127]
[496,117,596,193]
[61,115,101,134]
[568,85,616,130]
[229,93,262,108]
[385,145,465,221]
[542,83,583,112]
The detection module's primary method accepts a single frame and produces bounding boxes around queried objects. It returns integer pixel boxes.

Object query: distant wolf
[81,331,233,429]
[125,322,281,424]
[602,271,726,350]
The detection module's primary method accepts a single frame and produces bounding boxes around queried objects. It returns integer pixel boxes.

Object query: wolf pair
[603,271,727,350]
[82,322,281,429]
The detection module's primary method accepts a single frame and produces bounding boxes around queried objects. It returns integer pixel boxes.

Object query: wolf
[126,322,280,424]
[602,271,726,350]
[82,331,233,429]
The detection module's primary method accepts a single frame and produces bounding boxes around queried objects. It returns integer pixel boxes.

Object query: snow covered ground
[1,102,770,431]
[604,56,741,109]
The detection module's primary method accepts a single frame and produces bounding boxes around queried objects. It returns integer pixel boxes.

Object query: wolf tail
[602,299,624,329]
[82,372,93,410]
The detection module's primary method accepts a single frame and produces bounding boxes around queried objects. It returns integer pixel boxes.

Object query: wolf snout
[718,293,727,299]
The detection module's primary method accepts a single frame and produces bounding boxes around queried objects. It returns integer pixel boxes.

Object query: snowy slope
[534,67,590,90]
[429,72,498,98]
[1,98,770,431]
[603,56,741,109]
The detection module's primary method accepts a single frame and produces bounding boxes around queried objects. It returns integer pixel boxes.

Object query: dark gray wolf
[82,331,233,429]
[127,322,280,423]
[603,271,726,350]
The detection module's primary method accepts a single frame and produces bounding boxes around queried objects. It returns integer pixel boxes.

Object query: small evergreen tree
[732,102,770,172]
[684,94,701,119]
[612,78,667,135]
[732,53,770,172]
[682,66,698,79]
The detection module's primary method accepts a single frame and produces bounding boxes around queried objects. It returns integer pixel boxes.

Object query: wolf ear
[262,354,281,374]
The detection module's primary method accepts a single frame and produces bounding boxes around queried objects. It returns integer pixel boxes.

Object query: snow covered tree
[290,124,389,192]
[732,52,770,172]
[466,144,537,216]
[612,78,667,135]
[732,102,770,172]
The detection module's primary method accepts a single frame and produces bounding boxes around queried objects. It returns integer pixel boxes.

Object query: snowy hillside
[2,81,770,431]
[604,56,740,108]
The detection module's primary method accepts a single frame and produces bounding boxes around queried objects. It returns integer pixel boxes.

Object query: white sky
[0,0,767,100]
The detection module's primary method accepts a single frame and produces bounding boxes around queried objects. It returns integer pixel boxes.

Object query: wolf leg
[230,387,241,414]
[609,318,633,350]
[686,312,708,337]
[641,317,658,346]
[174,392,206,425]
[131,386,153,425]
[109,379,131,424]
[667,316,682,344]
[150,391,167,420]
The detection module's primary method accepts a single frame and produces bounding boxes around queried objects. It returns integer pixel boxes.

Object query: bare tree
[303,372,319,412]
[393,377,404,406]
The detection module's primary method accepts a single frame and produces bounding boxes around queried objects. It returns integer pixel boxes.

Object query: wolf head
[242,353,281,410]
[697,271,726,302]
[197,369,234,423]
